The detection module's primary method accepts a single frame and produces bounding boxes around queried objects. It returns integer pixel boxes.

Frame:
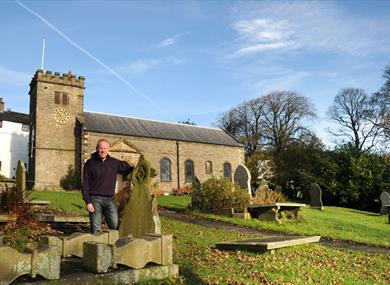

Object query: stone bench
[248,203,306,224]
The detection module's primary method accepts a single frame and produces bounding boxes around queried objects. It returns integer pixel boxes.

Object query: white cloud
[0,66,30,86]
[230,1,390,57]
[235,41,295,56]
[251,70,310,94]
[118,56,185,74]
[124,59,161,74]
[157,34,181,48]
[234,19,293,42]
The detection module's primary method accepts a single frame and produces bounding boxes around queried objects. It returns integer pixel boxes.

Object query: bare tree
[327,88,381,153]
[217,98,265,155]
[372,65,390,137]
[217,108,242,138]
[218,91,316,155]
[259,91,316,155]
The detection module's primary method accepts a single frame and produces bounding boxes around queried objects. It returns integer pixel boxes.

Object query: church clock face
[53,107,70,124]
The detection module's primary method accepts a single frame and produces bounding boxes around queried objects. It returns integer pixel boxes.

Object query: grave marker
[379,191,390,215]
[309,183,324,210]
[119,155,160,238]
[233,164,251,196]
[15,160,26,200]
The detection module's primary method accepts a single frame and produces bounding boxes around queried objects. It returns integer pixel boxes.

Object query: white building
[0,98,29,179]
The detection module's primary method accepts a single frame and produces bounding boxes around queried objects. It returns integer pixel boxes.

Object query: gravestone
[309,183,324,210]
[15,160,27,200]
[233,164,251,196]
[83,234,173,272]
[253,183,270,204]
[0,237,62,284]
[119,155,160,238]
[193,176,201,191]
[379,191,390,215]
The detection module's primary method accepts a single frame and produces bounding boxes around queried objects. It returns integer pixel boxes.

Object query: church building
[26,69,245,192]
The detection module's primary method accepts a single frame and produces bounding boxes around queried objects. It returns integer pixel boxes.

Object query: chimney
[0,97,4,113]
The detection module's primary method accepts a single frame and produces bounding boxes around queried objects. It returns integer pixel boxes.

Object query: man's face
[97,141,109,160]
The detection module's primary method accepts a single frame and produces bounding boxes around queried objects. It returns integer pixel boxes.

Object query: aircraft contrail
[15,0,174,121]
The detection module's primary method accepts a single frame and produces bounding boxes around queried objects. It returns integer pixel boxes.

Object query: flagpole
[41,38,46,70]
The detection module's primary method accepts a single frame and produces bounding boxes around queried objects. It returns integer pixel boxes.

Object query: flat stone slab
[0,214,13,222]
[216,235,321,251]
[249,202,306,208]
[28,200,51,205]
[14,258,179,285]
[0,214,89,223]
[33,214,89,223]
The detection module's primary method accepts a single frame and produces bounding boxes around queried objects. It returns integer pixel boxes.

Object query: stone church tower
[28,70,85,189]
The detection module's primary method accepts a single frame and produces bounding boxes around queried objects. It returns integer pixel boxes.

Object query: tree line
[217,65,390,211]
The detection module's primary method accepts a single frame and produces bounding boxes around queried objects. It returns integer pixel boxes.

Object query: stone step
[14,259,179,285]
[215,235,321,252]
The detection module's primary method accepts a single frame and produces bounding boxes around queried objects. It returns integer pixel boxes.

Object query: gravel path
[158,207,390,255]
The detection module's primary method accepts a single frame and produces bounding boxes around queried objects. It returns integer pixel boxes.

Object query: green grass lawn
[157,195,390,248]
[161,216,390,285]
[29,190,88,216]
[23,191,390,284]
[157,194,192,212]
[28,192,389,247]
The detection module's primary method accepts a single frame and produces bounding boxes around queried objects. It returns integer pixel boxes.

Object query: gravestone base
[14,258,179,285]
[311,206,324,211]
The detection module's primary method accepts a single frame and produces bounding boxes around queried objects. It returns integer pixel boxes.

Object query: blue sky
[1,1,390,146]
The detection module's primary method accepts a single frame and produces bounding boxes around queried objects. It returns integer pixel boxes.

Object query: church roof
[0,111,29,124]
[83,111,242,147]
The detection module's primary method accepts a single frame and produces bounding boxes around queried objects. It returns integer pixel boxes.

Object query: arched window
[205,161,213,174]
[160,158,171,182]
[184,159,194,183]
[223,162,232,179]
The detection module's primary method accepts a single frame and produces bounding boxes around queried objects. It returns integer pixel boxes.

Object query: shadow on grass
[71,203,83,209]
[158,205,189,213]
[180,264,207,285]
[343,208,381,217]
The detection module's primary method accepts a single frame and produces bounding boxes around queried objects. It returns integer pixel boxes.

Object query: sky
[1,0,390,146]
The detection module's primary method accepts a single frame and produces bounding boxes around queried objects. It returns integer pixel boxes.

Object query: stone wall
[83,132,245,193]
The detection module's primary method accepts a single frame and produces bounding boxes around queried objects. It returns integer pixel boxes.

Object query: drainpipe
[176,141,180,189]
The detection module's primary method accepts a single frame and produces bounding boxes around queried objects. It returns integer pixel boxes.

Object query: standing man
[82,138,134,233]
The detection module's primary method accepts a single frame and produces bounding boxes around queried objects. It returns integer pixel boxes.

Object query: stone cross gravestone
[119,155,161,238]
[233,164,251,196]
[15,160,27,200]
[379,191,390,215]
[309,183,324,210]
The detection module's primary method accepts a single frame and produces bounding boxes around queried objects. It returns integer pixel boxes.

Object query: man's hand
[86,203,95,213]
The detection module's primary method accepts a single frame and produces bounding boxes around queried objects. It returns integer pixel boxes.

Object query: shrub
[191,177,251,211]
[172,187,192,196]
[0,185,59,251]
[0,184,23,213]
[60,165,80,190]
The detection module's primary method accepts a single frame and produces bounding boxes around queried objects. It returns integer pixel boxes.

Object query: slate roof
[0,111,29,124]
[84,111,241,147]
